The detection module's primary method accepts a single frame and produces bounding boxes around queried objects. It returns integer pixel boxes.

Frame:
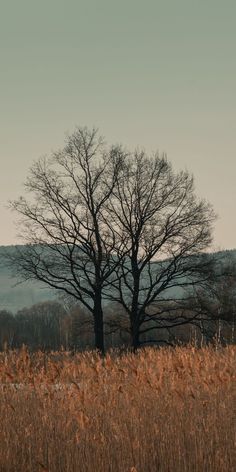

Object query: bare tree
[5,129,217,352]
[189,253,236,344]
[105,150,216,349]
[0,310,16,350]
[7,127,124,354]
[14,301,66,350]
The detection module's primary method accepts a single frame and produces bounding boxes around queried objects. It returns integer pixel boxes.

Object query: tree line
[0,286,235,352]
[4,127,236,353]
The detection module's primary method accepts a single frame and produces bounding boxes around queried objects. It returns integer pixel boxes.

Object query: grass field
[0,345,235,472]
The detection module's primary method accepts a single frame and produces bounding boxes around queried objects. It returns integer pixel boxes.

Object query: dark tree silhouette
[6,128,217,352]
[7,127,124,354]
[105,150,216,349]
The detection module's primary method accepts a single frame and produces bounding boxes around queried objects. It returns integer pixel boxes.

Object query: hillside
[0,245,235,314]
[0,246,56,313]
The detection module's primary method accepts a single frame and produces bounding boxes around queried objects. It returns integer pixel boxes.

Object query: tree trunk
[130,325,140,351]
[130,309,140,351]
[93,292,105,355]
[130,263,140,351]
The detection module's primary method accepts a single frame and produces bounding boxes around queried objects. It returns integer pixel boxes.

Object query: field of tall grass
[0,345,235,472]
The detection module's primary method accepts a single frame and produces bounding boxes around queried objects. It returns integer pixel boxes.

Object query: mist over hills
[0,245,235,314]
[0,246,57,313]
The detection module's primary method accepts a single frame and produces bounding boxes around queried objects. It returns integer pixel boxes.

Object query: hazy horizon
[0,0,235,250]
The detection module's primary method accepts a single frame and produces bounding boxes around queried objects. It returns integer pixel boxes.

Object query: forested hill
[0,245,235,314]
[0,246,56,313]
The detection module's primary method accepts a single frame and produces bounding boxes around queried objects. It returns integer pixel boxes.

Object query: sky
[0,0,235,250]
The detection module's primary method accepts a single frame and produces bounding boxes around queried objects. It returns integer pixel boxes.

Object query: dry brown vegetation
[0,345,235,472]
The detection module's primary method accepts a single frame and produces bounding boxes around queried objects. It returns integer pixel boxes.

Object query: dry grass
[0,345,235,472]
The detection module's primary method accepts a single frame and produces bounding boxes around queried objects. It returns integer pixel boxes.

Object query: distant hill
[0,246,57,313]
[0,245,235,314]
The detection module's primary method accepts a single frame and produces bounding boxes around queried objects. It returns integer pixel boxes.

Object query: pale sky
[0,0,235,249]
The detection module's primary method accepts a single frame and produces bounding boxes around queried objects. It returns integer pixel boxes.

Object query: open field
[0,345,235,472]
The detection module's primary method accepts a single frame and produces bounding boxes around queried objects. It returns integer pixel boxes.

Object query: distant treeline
[0,298,235,352]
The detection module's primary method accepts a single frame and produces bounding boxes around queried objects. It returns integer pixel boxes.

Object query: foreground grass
[0,345,235,472]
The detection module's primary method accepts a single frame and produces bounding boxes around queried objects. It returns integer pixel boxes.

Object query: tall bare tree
[105,150,216,349]
[6,129,217,352]
[7,127,124,354]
